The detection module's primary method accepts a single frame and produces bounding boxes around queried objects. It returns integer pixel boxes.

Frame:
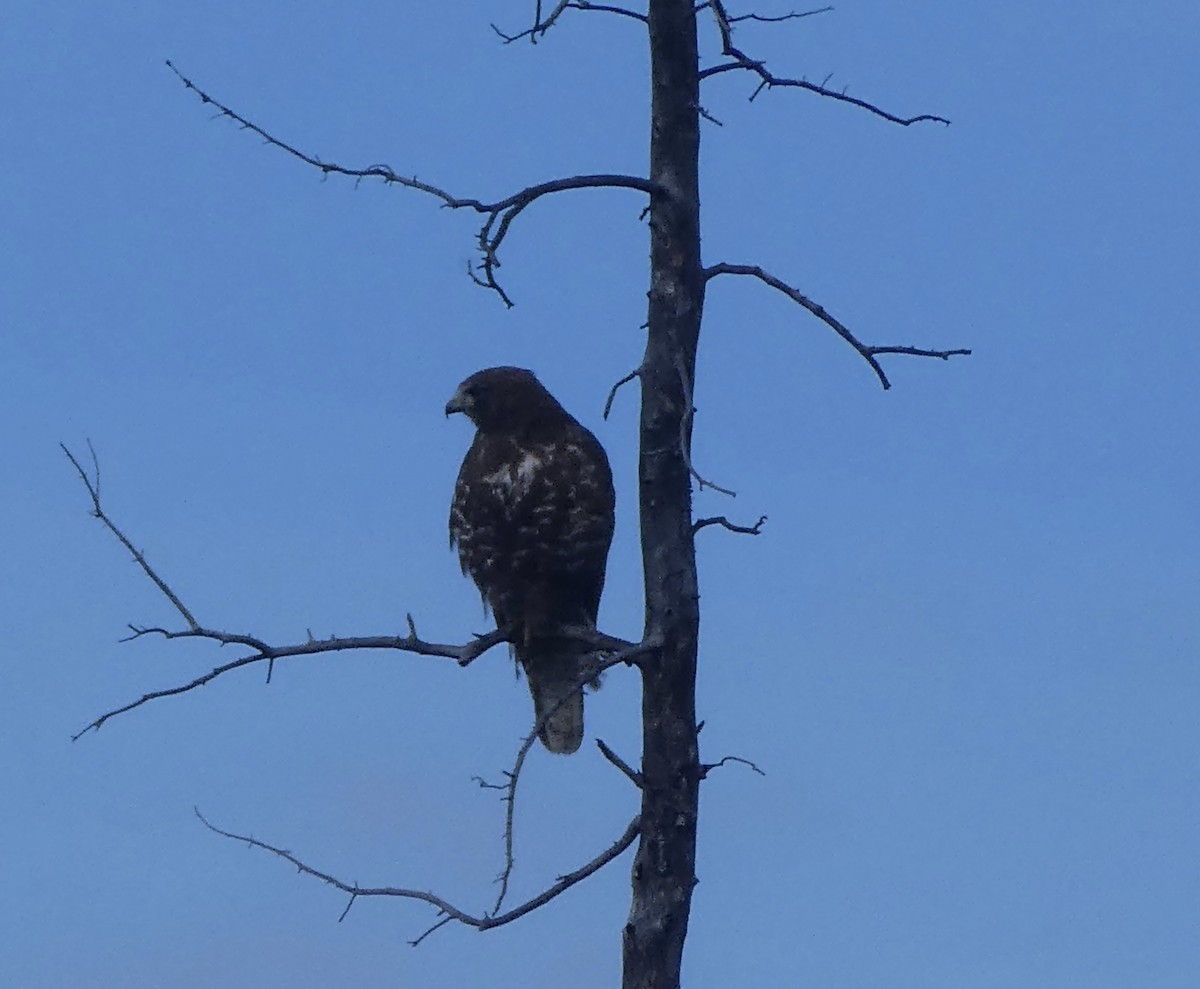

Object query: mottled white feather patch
[482,451,542,500]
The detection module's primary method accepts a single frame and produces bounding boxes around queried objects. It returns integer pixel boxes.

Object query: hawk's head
[445,366,560,434]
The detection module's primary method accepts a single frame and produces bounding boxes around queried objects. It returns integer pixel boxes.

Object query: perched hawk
[446,367,615,754]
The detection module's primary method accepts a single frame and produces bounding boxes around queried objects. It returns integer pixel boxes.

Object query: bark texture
[623,3,704,987]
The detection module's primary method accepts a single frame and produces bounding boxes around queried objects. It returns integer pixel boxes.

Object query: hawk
[446,367,615,754]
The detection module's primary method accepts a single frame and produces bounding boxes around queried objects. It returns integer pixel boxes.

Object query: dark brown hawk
[446,367,615,754]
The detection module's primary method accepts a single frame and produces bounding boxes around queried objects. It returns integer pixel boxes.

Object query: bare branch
[693,514,767,536]
[493,0,647,44]
[603,366,642,420]
[409,916,454,947]
[574,2,648,23]
[194,806,640,939]
[727,6,833,25]
[66,446,649,738]
[596,738,644,788]
[165,61,660,306]
[672,353,737,497]
[491,722,541,913]
[700,754,767,778]
[703,262,971,389]
[63,443,199,630]
[487,639,659,914]
[691,460,734,499]
[699,1,949,126]
[492,0,570,42]
[72,626,512,741]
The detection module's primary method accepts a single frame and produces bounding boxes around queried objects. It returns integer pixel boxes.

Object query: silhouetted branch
[409,916,455,947]
[700,754,766,778]
[195,807,640,942]
[66,444,642,739]
[165,61,659,306]
[596,738,644,788]
[71,625,512,741]
[725,5,833,24]
[481,638,661,914]
[672,351,737,497]
[703,262,971,389]
[62,442,198,630]
[693,514,766,536]
[698,1,950,126]
[603,366,643,420]
[493,0,647,44]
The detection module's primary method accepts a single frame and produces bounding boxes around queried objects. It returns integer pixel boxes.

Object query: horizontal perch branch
[65,444,648,739]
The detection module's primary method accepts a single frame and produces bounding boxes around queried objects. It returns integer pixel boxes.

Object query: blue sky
[3,1,1198,986]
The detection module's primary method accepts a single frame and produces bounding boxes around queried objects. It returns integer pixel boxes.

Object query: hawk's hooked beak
[445,388,469,419]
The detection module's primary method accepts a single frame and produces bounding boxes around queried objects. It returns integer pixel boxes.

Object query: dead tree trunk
[624,3,704,987]
[71,5,962,984]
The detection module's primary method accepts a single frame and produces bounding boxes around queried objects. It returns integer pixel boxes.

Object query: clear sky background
[3,2,1197,986]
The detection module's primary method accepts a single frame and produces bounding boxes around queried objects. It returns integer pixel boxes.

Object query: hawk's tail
[520,643,588,755]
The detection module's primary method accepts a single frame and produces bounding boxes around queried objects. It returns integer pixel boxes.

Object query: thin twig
[596,738,644,788]
[702,262,971,389]
[673,353,737,497]
[63,443,198,630]
[409,916,454,947]
[165,61,660,306]
[603,367,642,420]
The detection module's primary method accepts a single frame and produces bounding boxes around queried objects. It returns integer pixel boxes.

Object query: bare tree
[69,3,966,987]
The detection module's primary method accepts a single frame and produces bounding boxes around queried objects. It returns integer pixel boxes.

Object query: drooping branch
[698,1,951,126]
[165,61,660,306]
[194,806,640,943]
[703,262,971,389]
[65,444,643,738]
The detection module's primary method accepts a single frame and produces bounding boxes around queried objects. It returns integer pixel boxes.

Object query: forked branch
[699,1,950,126]
[165,61,660,306]
[194,807,640,944]
[703,262,971,389]
[477,639,660,914]
[65,444,644,739]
